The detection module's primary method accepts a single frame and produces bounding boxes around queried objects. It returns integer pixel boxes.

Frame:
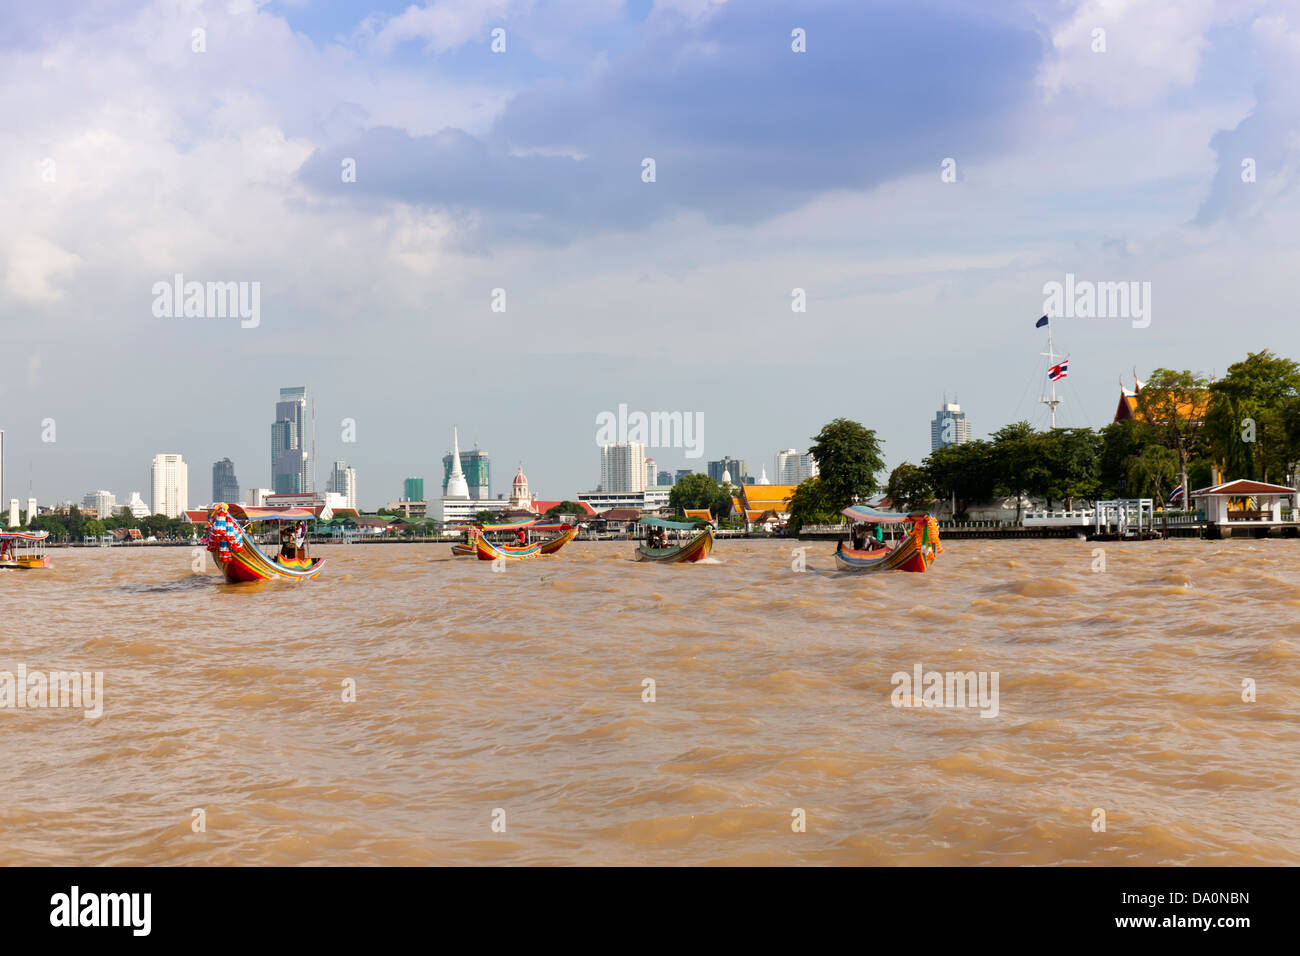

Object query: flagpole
[1040,318,1062,429]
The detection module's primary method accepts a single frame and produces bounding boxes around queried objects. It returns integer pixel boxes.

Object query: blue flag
[1035,315,1049,328]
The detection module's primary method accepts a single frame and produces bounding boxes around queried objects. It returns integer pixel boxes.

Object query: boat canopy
[227,505,320,523]
[842,504,930,525]
[639,516,709,530]
[0,530,48,540]
[476,519,538,531]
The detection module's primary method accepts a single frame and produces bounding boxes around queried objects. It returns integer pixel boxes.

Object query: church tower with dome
[508,464,535,513]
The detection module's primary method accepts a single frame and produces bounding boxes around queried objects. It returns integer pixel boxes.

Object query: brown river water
[1,538,1296,866]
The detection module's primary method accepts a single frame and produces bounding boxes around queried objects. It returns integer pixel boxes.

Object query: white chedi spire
[760,466,769,484]
[446,425,469,498]
[721,467,731,485]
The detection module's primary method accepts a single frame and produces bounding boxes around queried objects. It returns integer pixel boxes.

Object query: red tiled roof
[532,500,597,517]
[1192,479,1297,497]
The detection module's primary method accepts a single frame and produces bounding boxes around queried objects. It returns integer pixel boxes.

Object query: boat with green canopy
[634,516,714,563]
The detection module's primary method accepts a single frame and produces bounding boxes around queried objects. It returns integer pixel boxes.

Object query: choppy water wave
[0,538,1296,865]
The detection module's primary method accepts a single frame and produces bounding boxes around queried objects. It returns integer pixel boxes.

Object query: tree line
[887,351,1300,520]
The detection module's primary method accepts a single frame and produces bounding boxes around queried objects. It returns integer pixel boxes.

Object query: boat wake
[117,575,215,594]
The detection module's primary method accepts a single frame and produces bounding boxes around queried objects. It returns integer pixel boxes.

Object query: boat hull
[537,526,578,554]
[475,536,543,560]
[833,532,933,573]
[0,556,50,570]
[462,526,577,560]
[635,528,714,563]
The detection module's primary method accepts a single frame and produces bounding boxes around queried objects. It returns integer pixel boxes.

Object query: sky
[2,0,1299,510]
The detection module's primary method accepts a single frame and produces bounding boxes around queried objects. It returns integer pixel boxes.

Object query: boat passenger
[851,525,867,550]
[280,525,296,560]
[294,521,307,560]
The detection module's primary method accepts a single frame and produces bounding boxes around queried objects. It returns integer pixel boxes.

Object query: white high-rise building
[150,454,188,518]
[931,402,971,451]
[645,457,657,488]
[82,490,116,519]
[775,449,818,484]
[327,460,358,512]
[599,442,646,494]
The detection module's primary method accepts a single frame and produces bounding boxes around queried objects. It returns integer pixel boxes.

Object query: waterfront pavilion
[1191,479,1298,528]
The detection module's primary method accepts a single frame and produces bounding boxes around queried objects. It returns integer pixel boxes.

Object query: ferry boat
[0,530,51,569]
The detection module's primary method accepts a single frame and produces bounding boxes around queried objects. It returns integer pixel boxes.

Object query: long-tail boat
[204,503,325,582]
[832,505,942,573]
[452,520,577,560]
[634,516,714,563]
[0,530,51,569]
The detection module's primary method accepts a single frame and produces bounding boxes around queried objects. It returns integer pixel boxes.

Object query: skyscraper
[657,470,672,486]
[327,460,358,512]
[599,442,646,493]
[442,446,490,499]
[707,457,745,486]
[404,477,424,501]
[151,454,188,518]
[645,457,657,489]
[271,386,310,494]
[775,449,818,484]
[212,458,240,504]
[931,401,971,451]
[82,490,116,518]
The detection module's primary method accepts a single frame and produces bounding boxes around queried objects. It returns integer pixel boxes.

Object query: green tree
[786,476,838,532]
[543,500,584,520]
[1205,350,1300,483]
[472,510,497,525]
[668,473,730,517]
[1136,368,1210,510]
[1097,419,1156,498]
[990,422,1049,523]
[884,462,935,513]
[924,439,997,516]
[808,418,885,510]
[1040,427,1102,509]
[1125,445,1180,504]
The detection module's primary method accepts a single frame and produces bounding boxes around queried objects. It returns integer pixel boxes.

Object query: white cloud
[1037,0,1230,105]
[5,236,81,302]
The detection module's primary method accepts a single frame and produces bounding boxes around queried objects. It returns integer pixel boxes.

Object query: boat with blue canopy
[833,504,942,573]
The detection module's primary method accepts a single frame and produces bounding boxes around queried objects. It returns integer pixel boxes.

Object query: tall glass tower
[271,386,309,493]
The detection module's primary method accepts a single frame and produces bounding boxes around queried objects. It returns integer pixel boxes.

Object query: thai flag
[1048,360,1068,381]
[1169,483,1185,504]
